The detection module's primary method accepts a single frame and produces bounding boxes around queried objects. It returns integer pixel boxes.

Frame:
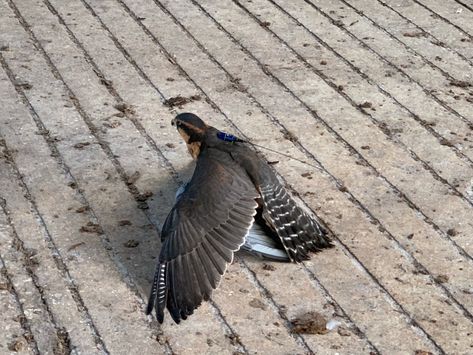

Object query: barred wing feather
[146,148,259,323]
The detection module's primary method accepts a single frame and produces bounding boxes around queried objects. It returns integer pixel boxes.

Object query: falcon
[147,113,332,323]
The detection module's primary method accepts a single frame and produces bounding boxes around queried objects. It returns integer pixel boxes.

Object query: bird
[147,112,332,324]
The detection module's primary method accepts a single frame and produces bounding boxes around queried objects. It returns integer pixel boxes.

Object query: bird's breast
[186,142,202,160]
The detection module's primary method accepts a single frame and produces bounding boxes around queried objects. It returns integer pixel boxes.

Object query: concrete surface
[0,0,472,354]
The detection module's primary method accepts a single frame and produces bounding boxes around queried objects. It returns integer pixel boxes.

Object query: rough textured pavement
[1,0,473,354]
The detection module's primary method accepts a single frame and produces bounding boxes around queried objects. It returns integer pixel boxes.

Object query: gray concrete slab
[1,0,472,354]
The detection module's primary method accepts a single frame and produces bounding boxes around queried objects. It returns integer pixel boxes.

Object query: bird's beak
[171,118,176,126]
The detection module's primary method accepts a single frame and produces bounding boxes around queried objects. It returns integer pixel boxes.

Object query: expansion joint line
[375,0,473,68]
[0,199,41,355]
[454,0,473,13]
[414,0,473,41]
[0,193,72,354]
[261,0,473,180]
[239,259,319,355]
[339,0,471,80]
[302,0,473,127]
[233,0,473,213]
[0,48,110,354]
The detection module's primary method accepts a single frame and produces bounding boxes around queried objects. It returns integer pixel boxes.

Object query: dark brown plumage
[147,113,332,324]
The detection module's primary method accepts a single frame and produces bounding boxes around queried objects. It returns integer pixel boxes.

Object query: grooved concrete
[1,0,472,354]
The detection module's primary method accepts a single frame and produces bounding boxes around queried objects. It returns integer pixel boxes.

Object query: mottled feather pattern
[260,182,330,263]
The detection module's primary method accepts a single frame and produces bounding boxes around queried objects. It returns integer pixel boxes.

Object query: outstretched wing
[146,148,259,323]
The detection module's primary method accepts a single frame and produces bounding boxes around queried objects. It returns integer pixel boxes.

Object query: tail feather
[260,183,332,262]
[146,265,159,315]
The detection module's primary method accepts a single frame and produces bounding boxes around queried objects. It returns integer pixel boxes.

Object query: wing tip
[147,263,169,323]
[146,263,160,316]
[145,299,155,316]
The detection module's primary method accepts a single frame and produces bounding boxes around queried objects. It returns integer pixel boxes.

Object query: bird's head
[172,113,208,159]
